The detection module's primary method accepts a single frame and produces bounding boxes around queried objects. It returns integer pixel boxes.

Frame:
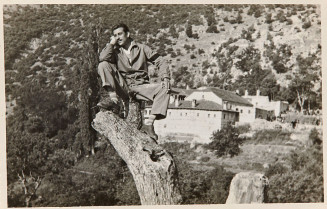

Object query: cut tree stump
[92,101,182,205]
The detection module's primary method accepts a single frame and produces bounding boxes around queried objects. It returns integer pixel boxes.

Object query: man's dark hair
[112,23,129,33]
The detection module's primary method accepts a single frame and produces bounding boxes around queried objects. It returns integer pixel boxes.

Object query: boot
[97,96,120,114]
[140,124,158,142]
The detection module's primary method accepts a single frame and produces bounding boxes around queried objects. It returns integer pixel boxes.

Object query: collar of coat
[114,39,138,51]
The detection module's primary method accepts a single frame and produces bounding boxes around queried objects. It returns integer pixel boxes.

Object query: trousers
[97,61,170,120]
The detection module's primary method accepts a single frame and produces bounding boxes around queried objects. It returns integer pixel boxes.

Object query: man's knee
[98,61,117,74]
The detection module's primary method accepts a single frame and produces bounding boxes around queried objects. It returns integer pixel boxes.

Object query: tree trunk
[18,172,42,207]
[296,90,305,113]
[92,101,182,205]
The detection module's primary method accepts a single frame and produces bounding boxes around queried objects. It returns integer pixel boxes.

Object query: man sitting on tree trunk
[97,23,171,141]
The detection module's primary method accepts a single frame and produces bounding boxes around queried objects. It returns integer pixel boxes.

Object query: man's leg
[131,84,170,119]
[130,84,170,141]
[97,61,129,112]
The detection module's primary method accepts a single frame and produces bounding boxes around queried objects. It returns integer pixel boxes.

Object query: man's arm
[143,45,170,80]
[99,37,118,63]
[143,45,171,93]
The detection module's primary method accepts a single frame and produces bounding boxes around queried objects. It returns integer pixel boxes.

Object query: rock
[226,172,269,204]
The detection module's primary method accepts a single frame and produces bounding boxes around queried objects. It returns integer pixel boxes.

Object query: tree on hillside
[265,13,273,24]
[289,74,316,113]
[73,23,103,156]
[236,13,243,23]
[206,25,219,33]
[204,6,216,26]
[232,68,274,96]
[172,66,194,88]
[235,45,261,73]
[169,25,179,38]
[259,74,280,101]
[186,24,193,38]
[207,122,245,157]
[289,53,321,113]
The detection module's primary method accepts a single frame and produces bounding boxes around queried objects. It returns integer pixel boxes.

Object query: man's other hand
[162,78,171,94]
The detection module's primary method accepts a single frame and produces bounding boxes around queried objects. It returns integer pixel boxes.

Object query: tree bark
[92,102,182,205]
[18,171,42,207]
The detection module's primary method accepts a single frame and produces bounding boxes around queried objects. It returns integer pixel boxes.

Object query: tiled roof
[203,87,253,106]
[171,88,196,96]
[168,100,224,111]
[172,87,253,106]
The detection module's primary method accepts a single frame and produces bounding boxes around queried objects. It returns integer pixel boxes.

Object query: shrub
[294,27,301,33]
[186,24,193,38]
[264,162,288,178]
[267,145,323,203]
[265,13,273,24]
[184,44,191,50]
[254,10,262,18]
[302,20,312,29]
[200,156,210,162]
[206,25,219,33]
[192,33,199,39]
[309,128,322,146]
[285,74,292,80]
[206,122,245,157]
[237,123,251,134]
[248,129,291,144]
[198,48,205,54]
[286,18,293,25]
[178,162,234,204]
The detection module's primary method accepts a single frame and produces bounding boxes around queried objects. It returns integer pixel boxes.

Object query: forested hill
[4,4,322,207]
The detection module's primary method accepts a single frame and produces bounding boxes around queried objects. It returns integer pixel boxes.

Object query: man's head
[112,23,130,47]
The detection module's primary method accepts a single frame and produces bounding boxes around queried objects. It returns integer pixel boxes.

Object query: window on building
[197,113,199,117]
[185,113,187,116]
[180,112,182,116]
[240,109,243,113]
[248,110,251,114]
[214,114,216,118]
[224,114,226,119]
[208,114,210,118]
[149,110,151,114]
[202,95,205,99]
[236,108,239,111]
[164,124,167,128]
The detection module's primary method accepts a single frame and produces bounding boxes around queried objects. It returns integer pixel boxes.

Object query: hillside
[3,4,323,207]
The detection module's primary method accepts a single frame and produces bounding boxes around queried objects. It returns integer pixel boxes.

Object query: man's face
[113,27,129,46]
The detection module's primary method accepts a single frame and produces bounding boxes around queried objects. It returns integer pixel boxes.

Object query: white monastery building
[243,89,289,118]
[144,87,254,143]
